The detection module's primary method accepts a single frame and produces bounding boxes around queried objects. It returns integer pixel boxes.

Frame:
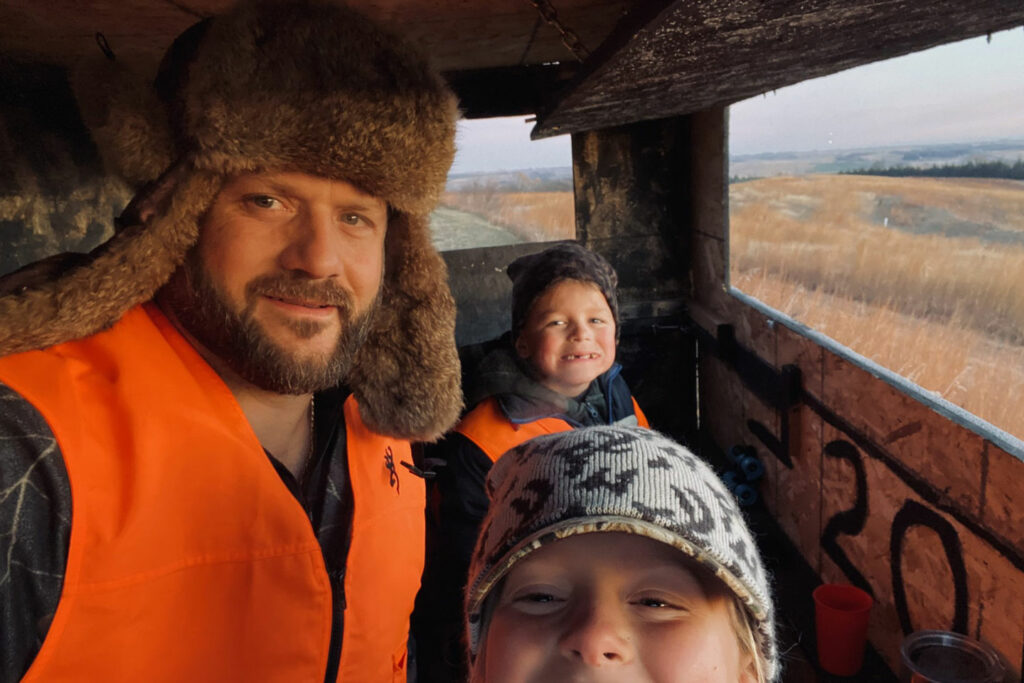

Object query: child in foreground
[465,426,777,682]
[415,243,649,680]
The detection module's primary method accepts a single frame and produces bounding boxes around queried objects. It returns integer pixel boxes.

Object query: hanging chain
[526,0,591,61]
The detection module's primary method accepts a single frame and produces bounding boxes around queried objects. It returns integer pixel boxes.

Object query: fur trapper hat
[508,242,619,340]
[465,426,778,680]
[0,0,462,440]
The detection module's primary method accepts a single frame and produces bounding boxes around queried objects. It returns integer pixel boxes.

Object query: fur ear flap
[348,212,463,441]
[70,56,175,188]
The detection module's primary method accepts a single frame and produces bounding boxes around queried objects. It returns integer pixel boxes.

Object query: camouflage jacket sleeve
[0,383,71,682]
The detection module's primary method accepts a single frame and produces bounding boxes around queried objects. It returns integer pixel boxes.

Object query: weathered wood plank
[735,304,777,370]
[962,530,1024,678]
[982,441,1024,553]
[689,232,729,314]
[775,403,823,569]
[0,0,630,74]
[777,322,823,398]
[823,353,986,516]
[571,118,688,305]
[698,354,749,457]
[535,0,1024,137]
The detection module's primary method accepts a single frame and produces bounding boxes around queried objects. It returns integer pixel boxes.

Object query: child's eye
[507,589,567,615]
[589,317,606,324]
[637,598,671,608]
[632,595,687,611]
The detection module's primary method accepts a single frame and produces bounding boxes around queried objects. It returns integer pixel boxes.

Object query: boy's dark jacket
[412,346,646,682]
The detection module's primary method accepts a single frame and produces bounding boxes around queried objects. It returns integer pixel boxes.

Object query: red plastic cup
[813,583,874,676]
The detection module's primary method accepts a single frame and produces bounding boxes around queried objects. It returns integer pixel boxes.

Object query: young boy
[414,243,648,681]
[450,242,648,502]
[465,426,777,682]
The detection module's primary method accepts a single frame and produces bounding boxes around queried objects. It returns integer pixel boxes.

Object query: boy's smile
[515,279,616,397]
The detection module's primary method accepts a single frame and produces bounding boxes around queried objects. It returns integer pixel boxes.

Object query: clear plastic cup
[900,630,1005,683]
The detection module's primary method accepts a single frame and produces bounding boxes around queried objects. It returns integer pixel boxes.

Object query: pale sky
[730,28,1024,156]
[450,27,1024,173]
[450,116,571,174]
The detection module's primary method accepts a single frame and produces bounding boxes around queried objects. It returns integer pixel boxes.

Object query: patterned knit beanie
[465,425,778,681]
[508,242,619,340]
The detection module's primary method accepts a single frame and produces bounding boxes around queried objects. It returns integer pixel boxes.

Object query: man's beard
[160,250,377,394]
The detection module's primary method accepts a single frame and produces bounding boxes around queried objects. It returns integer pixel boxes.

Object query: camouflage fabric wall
[0,59,130,277]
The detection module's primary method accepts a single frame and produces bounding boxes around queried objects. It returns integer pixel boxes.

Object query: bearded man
[0,1,462,681]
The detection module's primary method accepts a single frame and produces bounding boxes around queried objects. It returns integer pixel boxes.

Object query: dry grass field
[440,191,575,243]
[731,174,1024,437]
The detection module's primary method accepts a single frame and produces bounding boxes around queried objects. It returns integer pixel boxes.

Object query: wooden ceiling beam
[0,1,631,74]
[533,0,1024,138]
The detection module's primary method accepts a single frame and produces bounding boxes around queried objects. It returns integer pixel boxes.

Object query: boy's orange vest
[0,304,423,683]
[456,395,649,463]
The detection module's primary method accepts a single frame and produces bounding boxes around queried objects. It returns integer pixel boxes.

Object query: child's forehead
[516,532,698,575]
[529,278,610,309]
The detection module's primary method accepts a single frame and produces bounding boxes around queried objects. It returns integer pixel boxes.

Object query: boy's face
[514,279,616,397]
[478,532,755,683]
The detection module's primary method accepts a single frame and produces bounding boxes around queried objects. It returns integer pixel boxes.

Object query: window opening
[728,29,1024,439]
[430,115,574,252]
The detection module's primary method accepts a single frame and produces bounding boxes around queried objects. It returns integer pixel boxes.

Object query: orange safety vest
[456,395,649,463]
[0,304,423,683]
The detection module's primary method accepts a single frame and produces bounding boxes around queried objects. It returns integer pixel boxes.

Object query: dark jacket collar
[466,347,628,427]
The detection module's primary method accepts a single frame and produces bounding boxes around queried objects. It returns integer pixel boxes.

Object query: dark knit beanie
[507,243,619,339]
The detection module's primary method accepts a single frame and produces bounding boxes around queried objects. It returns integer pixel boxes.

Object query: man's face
[161,171,389,394]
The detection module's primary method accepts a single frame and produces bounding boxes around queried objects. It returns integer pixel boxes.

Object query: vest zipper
[329,567,347,609]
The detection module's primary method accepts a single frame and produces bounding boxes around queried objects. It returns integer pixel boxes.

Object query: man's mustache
[246,274,354,312]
